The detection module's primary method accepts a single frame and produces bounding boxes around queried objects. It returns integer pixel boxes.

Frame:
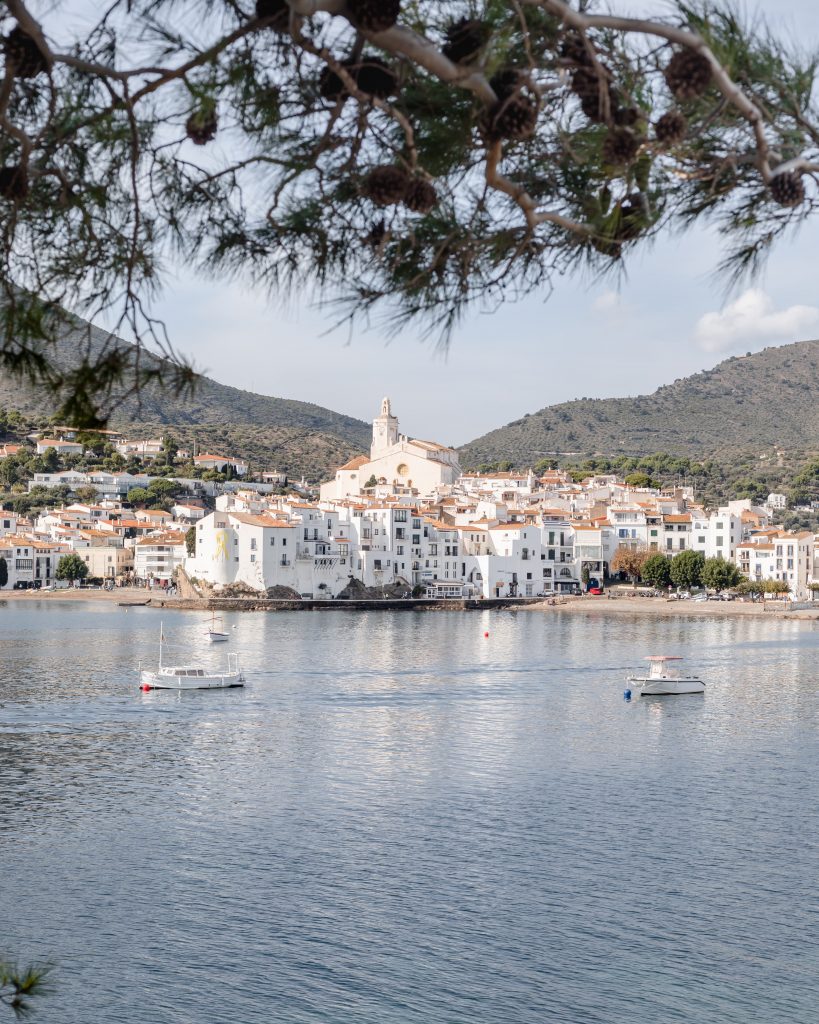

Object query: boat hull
[140,671,244,690]
[628,675,705,695]
[207,631,230,642]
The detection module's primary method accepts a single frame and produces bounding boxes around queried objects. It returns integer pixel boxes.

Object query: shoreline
[2,588,818,620]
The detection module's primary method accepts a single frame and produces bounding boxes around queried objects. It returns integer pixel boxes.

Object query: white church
[320,398,462,500]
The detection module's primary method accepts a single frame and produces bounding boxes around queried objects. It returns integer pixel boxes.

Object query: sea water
[0,602,817,1023]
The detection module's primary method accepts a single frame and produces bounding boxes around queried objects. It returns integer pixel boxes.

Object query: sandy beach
[535,594,819,621]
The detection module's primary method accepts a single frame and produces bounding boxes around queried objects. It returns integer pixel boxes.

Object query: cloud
[694,288,819,353]
[591,289,637,319]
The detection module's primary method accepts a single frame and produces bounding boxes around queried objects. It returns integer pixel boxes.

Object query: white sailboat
[205,610,229,642]
[627,656,705,696]
[140,624,245,690]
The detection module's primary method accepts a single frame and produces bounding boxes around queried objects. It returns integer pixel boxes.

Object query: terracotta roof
[228,512,294,529]
[339,455,369,472]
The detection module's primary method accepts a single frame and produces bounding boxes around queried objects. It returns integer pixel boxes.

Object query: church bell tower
[371,396,399,458]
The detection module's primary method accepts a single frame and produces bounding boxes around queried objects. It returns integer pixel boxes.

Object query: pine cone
[580,91,612,124]
[654,110,687,145]
[573,68,617,123]
[348,0,401,34]
[571,68,602,102]
[560,31,593,67]
[442,18,489,64]
[613,105,639,128]
[602,128,642,166]
[186,109,218,145]
[363,165,410,205]
[769,171,805,208]
[0,165,29,201]
[356,56,398,98]
[404,178,437,214]
[490,69,525,101]
[319,59,356,101]
[2,27,47,78]
[488,94,538,141]
[664,49,712,101]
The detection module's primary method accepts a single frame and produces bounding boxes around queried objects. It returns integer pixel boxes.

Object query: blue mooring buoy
[623,689,632,701]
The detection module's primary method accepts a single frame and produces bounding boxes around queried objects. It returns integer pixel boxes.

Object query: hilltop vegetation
[460,341,819,465]
[0,316,368,480]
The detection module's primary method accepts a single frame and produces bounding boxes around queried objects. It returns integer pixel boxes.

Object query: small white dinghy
[627,656,705,696]
[140,625,244,691]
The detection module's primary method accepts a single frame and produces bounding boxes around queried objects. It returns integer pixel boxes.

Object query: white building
[321,398,461,501]
[187,510,353,597]
[736,530,813,599]
[36,438,84,456]
[134,531,187,583]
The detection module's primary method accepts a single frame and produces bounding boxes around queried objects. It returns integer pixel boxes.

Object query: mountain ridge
[458,340,819,466]
[0,315,370,479]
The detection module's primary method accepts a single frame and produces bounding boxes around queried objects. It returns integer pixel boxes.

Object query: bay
[0,602,817,1023]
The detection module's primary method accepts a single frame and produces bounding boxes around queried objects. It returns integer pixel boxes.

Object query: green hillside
[0,315,369,479]
[460,340,819,466]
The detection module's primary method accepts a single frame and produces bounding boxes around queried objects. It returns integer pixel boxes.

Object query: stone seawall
[147,597,550,613]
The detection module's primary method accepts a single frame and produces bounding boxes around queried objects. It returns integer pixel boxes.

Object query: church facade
[320,398,462,501]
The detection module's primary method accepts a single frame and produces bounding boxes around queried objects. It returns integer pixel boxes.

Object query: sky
[49,0,819,446]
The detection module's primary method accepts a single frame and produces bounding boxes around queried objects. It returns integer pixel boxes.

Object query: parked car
[588,587,603,595]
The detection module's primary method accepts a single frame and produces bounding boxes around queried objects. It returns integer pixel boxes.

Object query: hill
[0,315,369,479]
[459,340,819,466]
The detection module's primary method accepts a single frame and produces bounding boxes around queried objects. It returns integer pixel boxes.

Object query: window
[250,554,256,563]
[270,537,275,545]
[282,538,286,546]
[716,537,724,547]
[412,534,420,545]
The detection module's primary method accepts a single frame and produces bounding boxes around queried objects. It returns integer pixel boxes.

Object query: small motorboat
[140,625,244,690]
[205,610,229,643]
[627,656,705,695]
